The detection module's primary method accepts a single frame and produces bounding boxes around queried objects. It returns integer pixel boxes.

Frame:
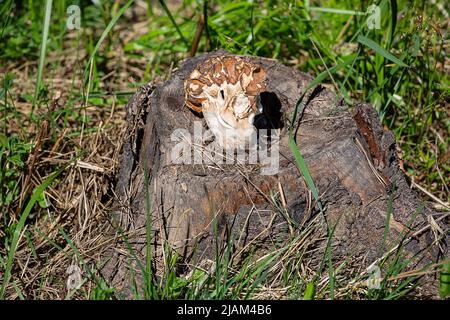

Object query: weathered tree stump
[102,49,447,297]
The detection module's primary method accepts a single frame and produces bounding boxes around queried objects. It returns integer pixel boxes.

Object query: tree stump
[102,49,448,297]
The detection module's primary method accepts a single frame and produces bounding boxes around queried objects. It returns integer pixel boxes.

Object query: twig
[188,13,205,57]
[411,180,450,210]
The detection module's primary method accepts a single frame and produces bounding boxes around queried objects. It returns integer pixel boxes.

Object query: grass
[0,166,64,299]
[0,0,448,299]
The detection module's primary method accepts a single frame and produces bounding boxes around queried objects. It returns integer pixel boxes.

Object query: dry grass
[4,106,126,299]
[1,0,448,300]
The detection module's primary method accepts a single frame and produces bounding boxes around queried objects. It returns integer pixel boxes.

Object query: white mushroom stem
[217,113,234,129]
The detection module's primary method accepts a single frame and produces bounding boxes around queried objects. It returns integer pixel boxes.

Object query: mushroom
[184,56,267,149]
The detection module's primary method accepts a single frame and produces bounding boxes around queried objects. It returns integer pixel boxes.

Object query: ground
[0,0,448,300]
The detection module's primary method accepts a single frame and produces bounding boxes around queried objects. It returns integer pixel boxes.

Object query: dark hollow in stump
[102,49,448,297]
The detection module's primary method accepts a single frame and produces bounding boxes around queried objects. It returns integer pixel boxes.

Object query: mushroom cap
[184,56,266,114]
[184,55,267,149]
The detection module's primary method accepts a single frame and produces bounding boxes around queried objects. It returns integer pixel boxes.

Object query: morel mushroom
[184,56,266,149]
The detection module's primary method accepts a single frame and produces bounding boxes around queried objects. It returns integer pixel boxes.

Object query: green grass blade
[357,35,408,67]
[308,7,365,16]
[287,57,354,216]
[34,227,66,255]
[84,0,134,78]
[115,220,157,299]
[32,0,52,111]
[0,255,25,299]
[303,281,315,300]
[381,187,395,254]
[158,0,188,48]
[388,0,397,48]
[288,136,323,213]
[0,166,64,299]
[0,0,14,40]
[11,280,25,300]
[328,251,335,299]
[249,1,255,52]
[244,250,284,299]
[59,227,113,299]
[440,260,450,299]
[59,228,86,265]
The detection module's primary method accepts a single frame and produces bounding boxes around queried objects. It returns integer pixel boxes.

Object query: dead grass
[3,106,126,299]
[1,0,448,300]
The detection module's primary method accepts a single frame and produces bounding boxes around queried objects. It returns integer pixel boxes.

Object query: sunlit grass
[0,0,447,300]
